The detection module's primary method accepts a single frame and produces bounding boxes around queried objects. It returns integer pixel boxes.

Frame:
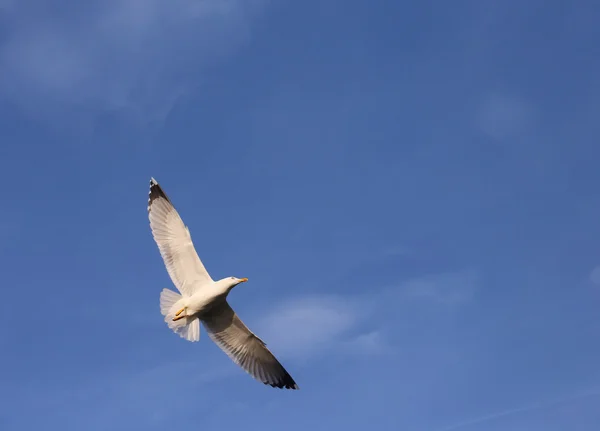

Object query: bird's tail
[159,288,200,342]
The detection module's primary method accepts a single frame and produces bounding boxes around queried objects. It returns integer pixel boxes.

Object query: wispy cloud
[3,359,234,430]
[0,0,267,123]
[476,93,535,142]
[589,265,600,285]
[402,269,479,305]
[256,294,363,359]
[0,0,13,10]
[254,269,477,359]
[342,330,388,355]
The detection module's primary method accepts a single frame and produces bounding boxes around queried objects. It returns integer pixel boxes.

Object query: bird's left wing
[148,178,213,296]
[201,301,299,389]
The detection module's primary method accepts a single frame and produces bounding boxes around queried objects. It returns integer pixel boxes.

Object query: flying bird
[147,177,298,390]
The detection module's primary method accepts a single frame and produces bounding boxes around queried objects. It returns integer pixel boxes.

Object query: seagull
[147,177,299,390]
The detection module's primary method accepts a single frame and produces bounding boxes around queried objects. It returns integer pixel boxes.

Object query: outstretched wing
[201,301,299,390]
[148,178,213,296]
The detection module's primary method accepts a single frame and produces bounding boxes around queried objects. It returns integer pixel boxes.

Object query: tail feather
[159,288,200,342]
[160,288,181,316]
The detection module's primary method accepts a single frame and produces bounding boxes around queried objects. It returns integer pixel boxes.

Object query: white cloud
[255,269,478,360]
[256,294,364,358]
[0,0,267,123]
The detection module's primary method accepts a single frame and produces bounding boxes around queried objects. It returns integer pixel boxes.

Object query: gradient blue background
[1,1,599,430]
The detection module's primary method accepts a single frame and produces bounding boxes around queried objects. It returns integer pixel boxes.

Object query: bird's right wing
[201,301,299,389]
[148,178,213,296]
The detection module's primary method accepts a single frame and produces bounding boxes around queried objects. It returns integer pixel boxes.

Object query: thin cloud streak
[1,359,234,430]
[434,389,600,431]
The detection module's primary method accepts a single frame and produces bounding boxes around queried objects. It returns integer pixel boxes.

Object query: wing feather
[148,178,212,296]
[201,301,299,390]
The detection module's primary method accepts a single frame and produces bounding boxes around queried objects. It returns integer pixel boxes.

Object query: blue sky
[1,0,600,430]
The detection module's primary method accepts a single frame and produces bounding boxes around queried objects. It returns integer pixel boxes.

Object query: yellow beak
[239,277,248,283]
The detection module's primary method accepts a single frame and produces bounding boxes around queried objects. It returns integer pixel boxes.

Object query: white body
[169,279,233,317]
[159,278,240,342]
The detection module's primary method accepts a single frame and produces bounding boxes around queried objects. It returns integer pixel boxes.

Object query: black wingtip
[268,373,299,390]
[283,376,300,390]
[147,177,171,213]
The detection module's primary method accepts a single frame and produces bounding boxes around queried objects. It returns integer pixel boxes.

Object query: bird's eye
[231,277,235,280]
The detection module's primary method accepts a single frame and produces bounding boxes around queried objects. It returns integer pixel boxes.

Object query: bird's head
[223,276,248,289]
